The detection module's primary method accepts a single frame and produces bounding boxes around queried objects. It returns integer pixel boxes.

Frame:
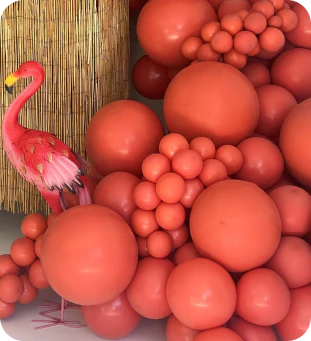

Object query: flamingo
[2,61,92,327]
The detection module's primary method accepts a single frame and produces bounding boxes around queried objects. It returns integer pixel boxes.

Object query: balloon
[215,145,243,175]
[166,224,189,249]
[193,327,243,341]
[189,137,216,161]
[172,242,201,266]
[137,0,217,67]
[198,159,228,187]
[81,292,141,339]
[41,205,138,306]
[131,209,159,237]
[218,0,252,20]
[136,236,150,258]
[0,274,24,303]
[47,212,57,226]
[201,22,221,43]
[28,259,50,289]
[265,236,311,289]
[10,237,36,267]
[126,257,175,319]
[279,98,311,188]
[234,31,258,55]
[35,235,43,258]
[0,299,15,319]
[255,84,297,138]
[163,61,259,147]
[197,44,221,62]
[155,202,186,231]
[0,254,19,278]
[235,137,284,190]
[133,181,161,210]
[268,15,283,28]
[179,178,205,208]
[285,2,311,49]
[236,268,291,326]
[275,285,311,341]
[210,31,233,54]
[224,49,248,70]
[251,0,275,19]
[147,231,173,258]
[85,100,164,177]
[166,258,236,330]
[172,149,203,180]
[271,48,311,103]
[242,62,271,88]
[93,172,140,224]
[190,180,281,272]
[227,316,277,341]
[142,153,171,183]
[159,133,189,161]
[21,213,47,240]
[166,315,199,341]
[132,55,170,99]
[277,9,298,32]
[156,173,186,204]
[244,12,267,34]
[181,37,204,61]
[221,13,244,36]
[269,185,311,236]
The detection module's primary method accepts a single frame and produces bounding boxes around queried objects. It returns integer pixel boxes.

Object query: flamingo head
[5,61,45,94]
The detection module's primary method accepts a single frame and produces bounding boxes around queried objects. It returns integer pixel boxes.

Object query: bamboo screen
[0,0,130,214]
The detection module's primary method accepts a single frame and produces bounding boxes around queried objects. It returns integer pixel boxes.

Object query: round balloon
[164,61,259,146]
[166,315,199,341]
[193,327,243,341]
[85,100,164,177]
[40,205,138,306]
[190,180,281,272]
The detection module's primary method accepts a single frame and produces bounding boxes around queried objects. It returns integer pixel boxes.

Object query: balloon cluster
[180,0,298,69]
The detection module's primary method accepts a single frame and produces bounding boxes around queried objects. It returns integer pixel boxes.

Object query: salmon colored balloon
[265,236,311,289]
[156,173,186,204]
[142,153,171,183]
[268,0,284,11]
[35,235,43,259]
[133,181,161,210]
[268,15,283,28]
[0,254,19,278]
[279,98,311,188]
[236,268,291,326]
[255,84,297,138]
[271,48,311,103]
[193,328,243,341]
[276,9,298,32]
[136,236,150,258]
[227,316,277,341]
[200,22,221,43]
[93,172,140,224]
[155,202,186,231]
[85,100,164,177]
[21,213,47,240]
[180,178,205,208]
[181,37,204,61]
[189,137,216,161]
[172,150,203,180]
[251,0,275,19]
[234,31,259,55]
[237,9,250,19]
[81,292,141,339]
[0,299,15,319]
[126,257,175,319]
[275,285,311,341]
[199,159,228,187]
[40,205,138,306]
[131,209,159,237]
[223,49,248,70]
[172,242,201,266]
[132,55,170,99]
[190,180,281,272]
[285,3,311,49]
[166,224,189,249]
[269,185,311,236]
[166,258,237,330]
[164,62,259,147]
[221,13,244,36]
[137,0,217,67]
[10,237,36,267]
[217,0,252,20]
[47,212,57,226]
[0,274,24,303]
[236,137,284,189]
[197,44,221,62]
[166,315,199,341]
[244,12,268,34]
[259,27,285,53]
[159,133,189,161]
[215,145,243,175]
[18,274,39,304]
[211,31,234,54]
[28,259,50,289]
[147,231,173,258]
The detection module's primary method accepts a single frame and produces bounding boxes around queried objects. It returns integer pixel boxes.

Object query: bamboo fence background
[0,0,130,214]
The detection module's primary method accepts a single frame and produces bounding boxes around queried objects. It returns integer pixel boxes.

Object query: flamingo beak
[5,72,21,94]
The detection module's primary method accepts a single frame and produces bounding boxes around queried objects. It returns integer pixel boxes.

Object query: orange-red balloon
[0,254,19,278]
[156,173,186,204]
[163,61,259,146]
[155,202,186,231]
[131,209,159,237]
[93,172,140,224]
[221,13,244,36]
[136,236,150,258]
[137,0,217,67]
[217,0,252,20]
[193,328,243,341]
[198,159,228,187]
[18,274,39,305]
[215,145,243,175]
[166,224,189,249]
[126,257,175,319]
[35,235,43,259]
[166,315,199,341]
[190,180,281,272]
[181,37,204,61]
[241,62,271,88]
[171,242,200,266]
[236,268,291,326]
[0,299,15,319]
[189,137,216,161]
[0,274,24,303]
[251,0,275,19]
[166,258,236,330]
[159,133,189,161]
[201,21,221,43]
[179,178,205,208]
[142,153,171,183]
[132,55,170,99]
[133,181,161,210]
[85,100,164,177]
[10,237,36,267]
[147,231,173,258]
[81,292,141,339]
[28,259,50,289]
[41,205,138,306]
[21,213,47,240]
[172,149,203,180]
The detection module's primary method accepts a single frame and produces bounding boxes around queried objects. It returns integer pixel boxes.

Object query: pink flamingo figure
[3,61,92,327]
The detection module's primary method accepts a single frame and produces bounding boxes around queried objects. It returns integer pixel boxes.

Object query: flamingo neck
[2,74,44,140]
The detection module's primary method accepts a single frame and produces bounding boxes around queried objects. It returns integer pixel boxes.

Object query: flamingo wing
[12,129,85,193]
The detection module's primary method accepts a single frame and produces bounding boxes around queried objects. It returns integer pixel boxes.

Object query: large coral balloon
[279,98,311,189]
[40,205,138,306]
[190,180,281,272]
[137,0,217,67]
[164,62,259,146]
[85,100,164,177]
